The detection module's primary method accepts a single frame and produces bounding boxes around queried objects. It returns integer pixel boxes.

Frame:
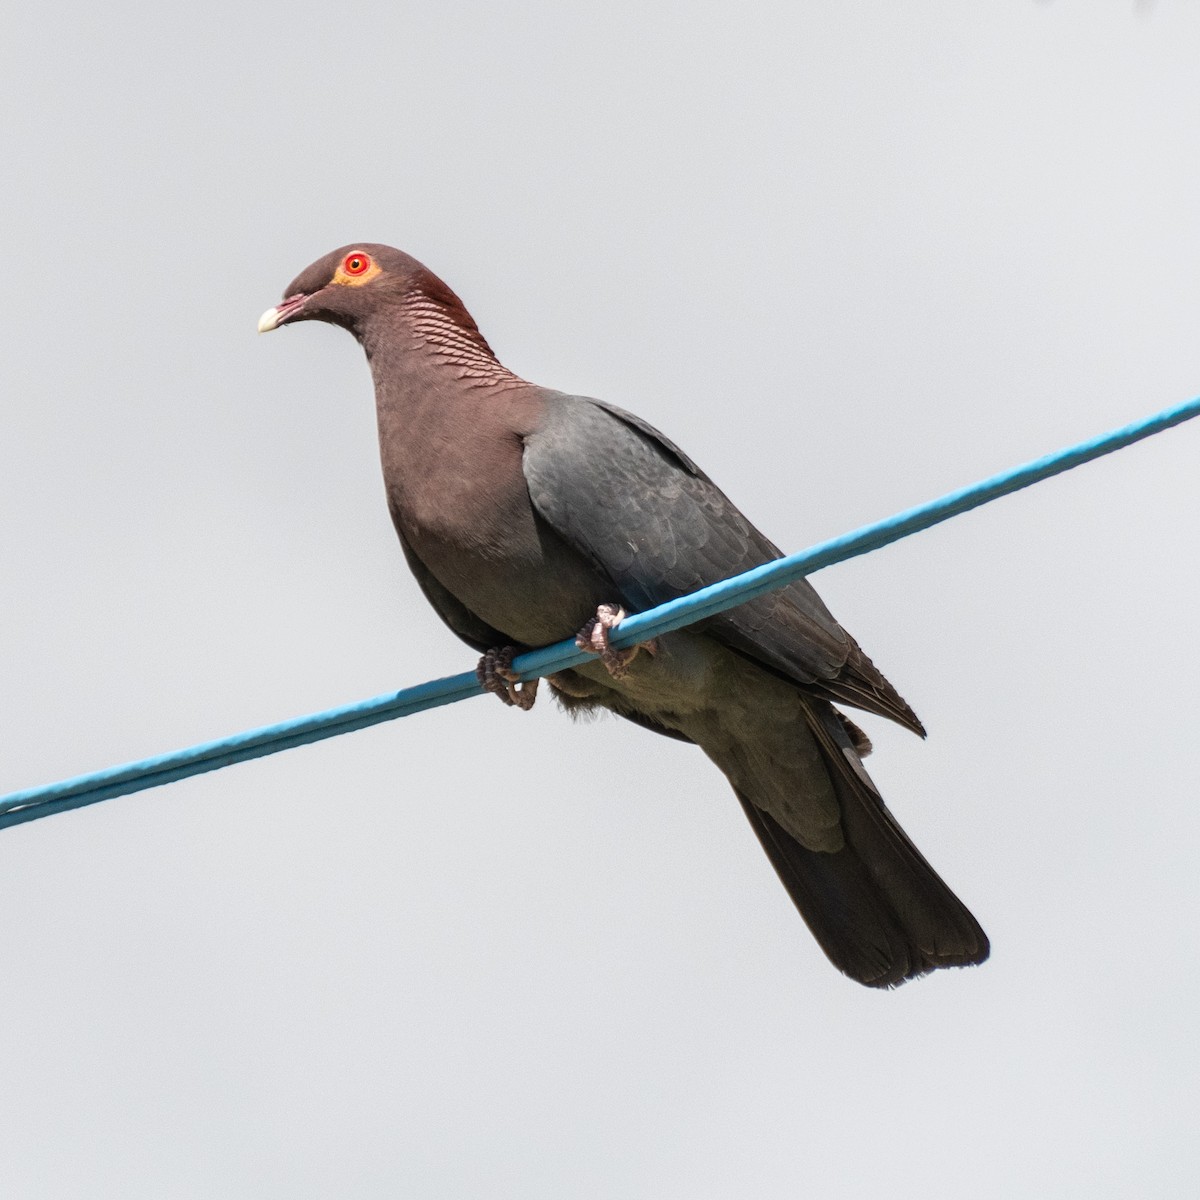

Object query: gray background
[2,2,1198,1196]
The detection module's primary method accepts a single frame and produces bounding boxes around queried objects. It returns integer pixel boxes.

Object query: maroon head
[257,243,482,342]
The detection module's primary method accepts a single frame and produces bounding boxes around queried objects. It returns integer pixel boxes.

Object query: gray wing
[522,394,923,734]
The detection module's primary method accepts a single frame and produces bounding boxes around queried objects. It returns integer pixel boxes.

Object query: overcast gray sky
[2,2,1199,1196]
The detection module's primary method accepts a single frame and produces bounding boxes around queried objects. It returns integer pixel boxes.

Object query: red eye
[343,253,371,276]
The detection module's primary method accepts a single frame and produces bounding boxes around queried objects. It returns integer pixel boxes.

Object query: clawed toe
[476,646,539,710]
[574,603,657,679]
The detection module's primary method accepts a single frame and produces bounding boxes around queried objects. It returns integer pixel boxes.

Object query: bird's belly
[403,516,612,648]
[562,632,844,851]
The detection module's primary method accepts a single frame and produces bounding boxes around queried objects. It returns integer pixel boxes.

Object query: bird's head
[258,243,429,337]
[259,242,506,381]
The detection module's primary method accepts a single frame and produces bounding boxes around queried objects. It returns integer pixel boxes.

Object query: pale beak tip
[257,306,282,334]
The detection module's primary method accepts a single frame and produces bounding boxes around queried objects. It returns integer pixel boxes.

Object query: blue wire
[3,394,1198,832]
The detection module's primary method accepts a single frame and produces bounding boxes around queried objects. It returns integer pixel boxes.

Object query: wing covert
[524,396,852,682]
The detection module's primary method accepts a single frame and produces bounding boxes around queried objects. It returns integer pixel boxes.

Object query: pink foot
[574,603,657,680]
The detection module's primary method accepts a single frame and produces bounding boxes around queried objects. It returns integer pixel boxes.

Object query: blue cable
[2,394,1198,832]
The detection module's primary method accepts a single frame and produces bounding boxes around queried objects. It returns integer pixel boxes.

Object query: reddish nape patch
[401,272,524,388]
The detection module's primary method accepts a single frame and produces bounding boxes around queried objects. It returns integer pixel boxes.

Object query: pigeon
[259,243,989,987]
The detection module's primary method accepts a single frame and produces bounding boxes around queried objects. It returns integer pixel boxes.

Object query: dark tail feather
[735,703,989,989]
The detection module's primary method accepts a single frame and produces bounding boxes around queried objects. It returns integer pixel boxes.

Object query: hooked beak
[257,292,310,333]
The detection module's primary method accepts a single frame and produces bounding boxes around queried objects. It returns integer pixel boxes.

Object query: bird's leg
[476,646,539,711]
[574,603,657,680]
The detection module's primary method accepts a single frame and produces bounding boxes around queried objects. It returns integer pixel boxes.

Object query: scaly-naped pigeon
[259,244,988,988]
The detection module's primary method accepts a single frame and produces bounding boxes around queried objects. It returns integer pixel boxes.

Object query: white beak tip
[257,306,282,334]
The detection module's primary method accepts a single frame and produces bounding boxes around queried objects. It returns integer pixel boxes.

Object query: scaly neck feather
[360,274,524,392]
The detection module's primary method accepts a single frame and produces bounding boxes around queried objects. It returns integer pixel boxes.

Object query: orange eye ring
[343,252,371,276]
